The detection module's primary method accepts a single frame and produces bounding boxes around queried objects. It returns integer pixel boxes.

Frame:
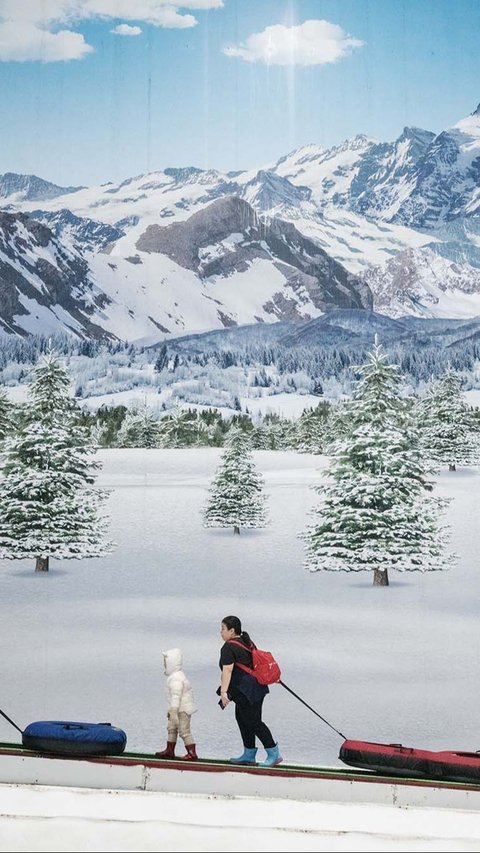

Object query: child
[155,648,198,760]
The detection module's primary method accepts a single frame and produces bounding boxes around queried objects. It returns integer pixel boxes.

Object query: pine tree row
[0,343,478,585]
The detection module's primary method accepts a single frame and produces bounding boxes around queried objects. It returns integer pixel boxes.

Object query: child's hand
[168,708,179,726]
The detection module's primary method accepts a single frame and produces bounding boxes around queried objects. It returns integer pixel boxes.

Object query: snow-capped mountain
[348,127,436,220]
[271,136,376,208]
[235,167,436,274]
[7,102,480,240]
[14,167,236,234]
[268,128,436,219]
[0,199,371,340]
[136,194,371,305]
[392,104,480,227]
[2,100,480,339]
[22,167,434,278]
[241,169,312,212]
[92,195,371,341]
[0,172,83,203]
[268,109,480,229]
[0,211,108,337]
[361,247,480,319]
[29,209,125,251]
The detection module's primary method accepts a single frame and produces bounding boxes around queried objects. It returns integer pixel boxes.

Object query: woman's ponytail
[241,631,253,648]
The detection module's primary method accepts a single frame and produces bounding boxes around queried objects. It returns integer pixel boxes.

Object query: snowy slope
[361,246,480,318]
[90,196,371,341]
[269,205,435,273]
[1,448,480,772]
[272,137,376,206]
[0,211,110,338]
[0,194,373,341]
[17,167,233,232]
[89,249,323,342]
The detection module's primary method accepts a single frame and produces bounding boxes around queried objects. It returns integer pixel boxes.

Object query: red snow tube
[339,739,480,784]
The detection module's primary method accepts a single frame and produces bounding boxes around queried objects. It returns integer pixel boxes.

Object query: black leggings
[234,692,276,749]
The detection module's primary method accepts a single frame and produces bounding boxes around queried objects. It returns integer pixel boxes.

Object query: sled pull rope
[0,708,23,735]
[278,680,346,740]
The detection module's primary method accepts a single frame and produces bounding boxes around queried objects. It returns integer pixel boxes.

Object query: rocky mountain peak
[134,194,371,315]
[163,166,220,185]
[349,133,375,149]
[0,172,84,202]
[135,195,258,268]
[274,144,325,170]
[242,169,311,210]
[398,126,435,145]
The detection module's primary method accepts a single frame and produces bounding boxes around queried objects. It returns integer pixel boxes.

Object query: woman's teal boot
[261,744,282,767]
[229,747,258,765]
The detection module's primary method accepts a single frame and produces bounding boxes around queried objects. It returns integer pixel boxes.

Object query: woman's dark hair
[222,615,253,648]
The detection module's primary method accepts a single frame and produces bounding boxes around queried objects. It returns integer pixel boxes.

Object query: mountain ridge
[1,101,480,340]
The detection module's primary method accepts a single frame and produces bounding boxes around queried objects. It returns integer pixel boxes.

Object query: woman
[219,614,282,766]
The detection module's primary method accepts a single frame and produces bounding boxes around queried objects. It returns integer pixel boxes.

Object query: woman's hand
[220,663,233,707]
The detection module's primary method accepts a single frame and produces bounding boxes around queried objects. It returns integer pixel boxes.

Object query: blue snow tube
[22,720,127,756]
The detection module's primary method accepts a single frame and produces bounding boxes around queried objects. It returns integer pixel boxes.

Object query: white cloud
[223,19,364,66]
[79,0,222,26]
[143,6,196,29]
[0,20,93,62]
[0,0,224,61]
[111,24,142,37]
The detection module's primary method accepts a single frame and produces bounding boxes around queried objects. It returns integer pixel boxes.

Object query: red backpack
[228,639,281,685]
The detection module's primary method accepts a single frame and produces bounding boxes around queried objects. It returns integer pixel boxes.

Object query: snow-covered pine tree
[272,417,296,450]
[192,415,214,447]
[0,387,14,442]
[302,341,453,586]
[29,348,73,418]
[154,343,168,373]
[294,405,330,454]
[203,426,268,534]
[322,399,353,453]
[416,369,480,471]
[89,420,107,448]
[117,403,161,448]
[157,406,199,447]
[253,416,294,450]
[253,419,279,450]
[0,351,111,572]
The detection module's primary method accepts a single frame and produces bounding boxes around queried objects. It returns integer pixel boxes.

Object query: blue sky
[1,0,479,187]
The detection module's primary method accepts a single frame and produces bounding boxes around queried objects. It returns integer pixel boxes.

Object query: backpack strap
[227,639,257,651]
[226,639,255,676]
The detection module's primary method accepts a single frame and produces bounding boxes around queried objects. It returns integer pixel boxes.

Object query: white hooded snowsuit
[163,648,196,746]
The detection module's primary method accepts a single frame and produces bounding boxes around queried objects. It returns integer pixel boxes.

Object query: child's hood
[163,648,183,676]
